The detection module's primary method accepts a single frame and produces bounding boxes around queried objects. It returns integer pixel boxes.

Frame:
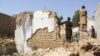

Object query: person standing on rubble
[59,17,73,43]
[79,5,87,32]
[91,26,96,38]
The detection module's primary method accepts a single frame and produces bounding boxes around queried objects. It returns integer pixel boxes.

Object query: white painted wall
[95,4,100,39]
[32,11,55,34]
[15,26,24,55]
[15,10,55,55]
[15,14,32,55]
[72,19,95,33]
[87,19,95,30]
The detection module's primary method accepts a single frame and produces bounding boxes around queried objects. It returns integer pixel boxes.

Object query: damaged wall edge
[15,10,65,55]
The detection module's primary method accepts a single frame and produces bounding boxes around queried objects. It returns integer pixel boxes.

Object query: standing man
[79,5,87,32]
[59,17,73,43]
[91,26,96,38]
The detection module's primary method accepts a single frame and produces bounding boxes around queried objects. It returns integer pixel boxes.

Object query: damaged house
[15,10,66,55]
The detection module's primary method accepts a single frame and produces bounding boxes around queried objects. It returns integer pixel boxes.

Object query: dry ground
[0,33,100,56]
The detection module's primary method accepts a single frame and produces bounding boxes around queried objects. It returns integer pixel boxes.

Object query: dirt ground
[0,35,18,56]
[0,33,100,56]
[26,37,100,56]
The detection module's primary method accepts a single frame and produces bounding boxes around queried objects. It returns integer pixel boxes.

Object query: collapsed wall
[94,3,100,40]
[15,10,66,55]
[15,12,33,55]
[0,13,15,36]
[28,10,66,48]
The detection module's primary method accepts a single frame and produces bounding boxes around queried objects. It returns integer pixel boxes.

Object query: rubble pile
[1,3,100,56]
[0,36,17,56]
[25,32,100,56]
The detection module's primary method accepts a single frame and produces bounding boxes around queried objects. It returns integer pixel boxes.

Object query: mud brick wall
[28,28,66,48]
[0,13,15,36]
[27,10,66,48]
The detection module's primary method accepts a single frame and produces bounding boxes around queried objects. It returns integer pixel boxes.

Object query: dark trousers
[66,30,72,43]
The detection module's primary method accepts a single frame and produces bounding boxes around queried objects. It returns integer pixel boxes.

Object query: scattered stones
[0,37,17,55]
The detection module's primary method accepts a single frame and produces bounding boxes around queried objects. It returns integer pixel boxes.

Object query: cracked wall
[28,10,64,49]
[15,10,65,55]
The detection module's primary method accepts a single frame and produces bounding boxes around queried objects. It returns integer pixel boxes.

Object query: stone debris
[25,35,100,56]
[0,37,17,56]
[26,48,72,56]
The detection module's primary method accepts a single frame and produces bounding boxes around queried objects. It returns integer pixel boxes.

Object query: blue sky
[0,0,100,20]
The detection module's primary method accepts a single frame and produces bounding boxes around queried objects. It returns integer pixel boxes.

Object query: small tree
[72,10,80,27]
